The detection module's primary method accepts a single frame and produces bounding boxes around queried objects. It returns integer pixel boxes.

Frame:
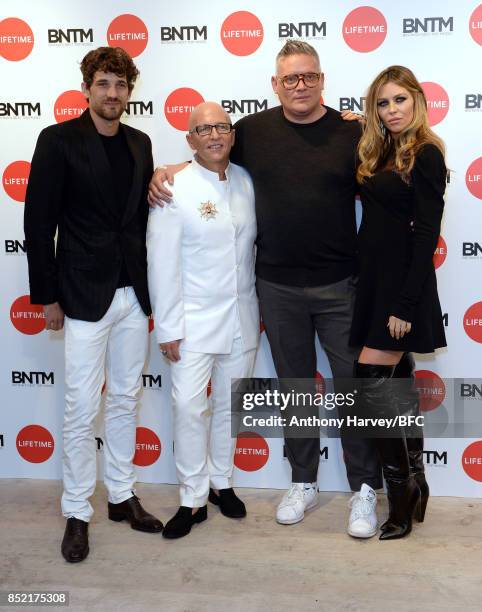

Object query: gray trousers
[256,275,383,491]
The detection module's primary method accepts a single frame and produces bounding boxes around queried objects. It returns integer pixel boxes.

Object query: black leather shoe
[61,518,89,563]
[209,488,246,518]
[162,506,207,539]
[108,495,163,533]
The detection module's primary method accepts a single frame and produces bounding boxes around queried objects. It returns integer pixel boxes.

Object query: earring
[379,121,386,136]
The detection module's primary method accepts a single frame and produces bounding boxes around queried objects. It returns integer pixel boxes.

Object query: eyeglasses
[189,122,233,136]
[277,72,321,90]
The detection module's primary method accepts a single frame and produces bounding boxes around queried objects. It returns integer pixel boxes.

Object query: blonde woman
[349,66,447,540]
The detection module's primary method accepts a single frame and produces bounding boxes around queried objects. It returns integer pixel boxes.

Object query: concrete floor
[0,480,481,612]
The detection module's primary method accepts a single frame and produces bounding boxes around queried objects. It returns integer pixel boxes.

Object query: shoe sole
[276,497,319,525]
[347,526,377,539]
[62,546,89,563]
[109,514,163,533]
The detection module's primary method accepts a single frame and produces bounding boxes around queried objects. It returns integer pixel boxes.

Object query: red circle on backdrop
[54,90,88,124]
[315,372,326,396]
[414,370,445,412]
[234,432,269,471]
[107,14,148,57]
[164,88,205,131]
[463,302,482,343]
[10,295,45,335]
[133,427,161,466]
[3,161,30,202]
[342,6,387,53]
[421,82,450,126]
[462,441,482,481]
[433,235,447,269]
[16,425,54,463]
[465,157,482,200]
[220,11,264,56]
[0,17,34,61]
[469,5,482,45]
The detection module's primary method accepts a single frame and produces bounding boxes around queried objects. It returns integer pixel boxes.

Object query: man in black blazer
[24,47,163,563]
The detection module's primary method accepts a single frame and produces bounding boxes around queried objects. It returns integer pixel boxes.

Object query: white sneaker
[347,483,378,538]
[276,482,318,525]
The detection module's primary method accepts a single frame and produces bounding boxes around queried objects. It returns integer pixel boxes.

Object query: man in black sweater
[149,41,382,538]
[25,47,163,563]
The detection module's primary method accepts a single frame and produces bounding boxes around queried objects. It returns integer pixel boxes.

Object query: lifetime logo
[342,6,387,53]
[433,235,447,269]
[278,22,327,39]
[133,427,161,466]
[47,28,94,44]
[160,25,207,42]
[12,371,54,385]
[0,17,34,61]
[463,302,482,343]
[402,17,454,35]
[234,432,269,471]
[142,374,162,389]
[54,90,88,124]
[421,82,450,126]
[10,295,46,335]
[107,14,148,57]
[469,5,482,45]
[465,157,482,200]
[221,11,264,56]
[16,424,54,463]
[460,383,482,399]
[164,87,205,131]
[414,370,446,412]
[465,94,482,110]
[221,99,268,116]
[2,161,30,202]
[339,97,366,112]
[423,450,448,466]
[124,101,153,117]
[462,242,482,258]
[462,440,482,481]
[0,102,40,118]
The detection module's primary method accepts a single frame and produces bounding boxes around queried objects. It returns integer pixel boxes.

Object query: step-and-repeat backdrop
[1,1,482,497]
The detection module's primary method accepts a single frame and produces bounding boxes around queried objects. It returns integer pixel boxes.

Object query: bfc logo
[465,157,482,199]
[462,441,482,481]
[0,18,34,61]
[54,91,88,124]
[133,427,161,466]
[469,5,482,45]
[463,302,482,343]
[3,161,30,202]
[16,425,54,463]
[164,88,205,131]
[10,295,46,335]
[234,432,269,471]
[342,6,387,52]
[414,370,445,412]
[107,14,148,57]
[433,236,447,269]
[421,82,450,126]
[221,11,264,56]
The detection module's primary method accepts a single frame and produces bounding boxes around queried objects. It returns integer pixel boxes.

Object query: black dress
[349,144,447,353]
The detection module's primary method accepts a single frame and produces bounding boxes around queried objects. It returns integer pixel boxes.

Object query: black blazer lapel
[121,124,144,226]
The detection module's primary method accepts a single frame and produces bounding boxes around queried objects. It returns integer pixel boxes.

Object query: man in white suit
[146,102,259,539]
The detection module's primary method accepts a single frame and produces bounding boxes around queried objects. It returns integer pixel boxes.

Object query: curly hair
[80,46,139,92]
[357,65,444,183]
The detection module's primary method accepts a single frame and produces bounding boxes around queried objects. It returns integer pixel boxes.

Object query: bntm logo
[462,440,482,481]
[465,157,482,200]
[0,17,34,61]
[221,99,268,116]
[234,432,269,471]
[10,295,46,335]
[107,14,148,57]
[16,425,54,463]
[221,11,264,56]
[164,88,204,131]
[279,22,326,39]
[54,90,88,124]
[421,82,450,126]
[463,302,482,343]
[47,28,93,44]
[414,370,445,412]
[133,427,161,466]
[342,6,387,53]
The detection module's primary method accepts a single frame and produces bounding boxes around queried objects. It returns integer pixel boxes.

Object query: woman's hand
[387,316,412,340]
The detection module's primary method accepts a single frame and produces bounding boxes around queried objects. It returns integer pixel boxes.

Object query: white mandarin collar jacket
[146,159,259,354]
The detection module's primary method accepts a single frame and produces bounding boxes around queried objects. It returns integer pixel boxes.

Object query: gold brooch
[198,200,218,221]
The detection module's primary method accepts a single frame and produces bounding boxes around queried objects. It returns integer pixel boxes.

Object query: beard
[91,99,126,121]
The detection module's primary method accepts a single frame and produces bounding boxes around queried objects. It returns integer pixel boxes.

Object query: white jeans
[170,337,256,507]
[61,287,148,522]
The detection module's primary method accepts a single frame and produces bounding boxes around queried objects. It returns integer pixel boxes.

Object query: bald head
[188,101,231,131]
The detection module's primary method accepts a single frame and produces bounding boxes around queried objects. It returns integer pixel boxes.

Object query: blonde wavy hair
[357,65,445,184]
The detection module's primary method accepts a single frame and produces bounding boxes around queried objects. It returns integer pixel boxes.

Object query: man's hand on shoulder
[340,110,365,124]
[148,163,189,208]
[44,302,64,331]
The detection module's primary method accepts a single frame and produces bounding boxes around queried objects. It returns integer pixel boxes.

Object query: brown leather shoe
[108,495,163,533]
[61,517,89,563]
